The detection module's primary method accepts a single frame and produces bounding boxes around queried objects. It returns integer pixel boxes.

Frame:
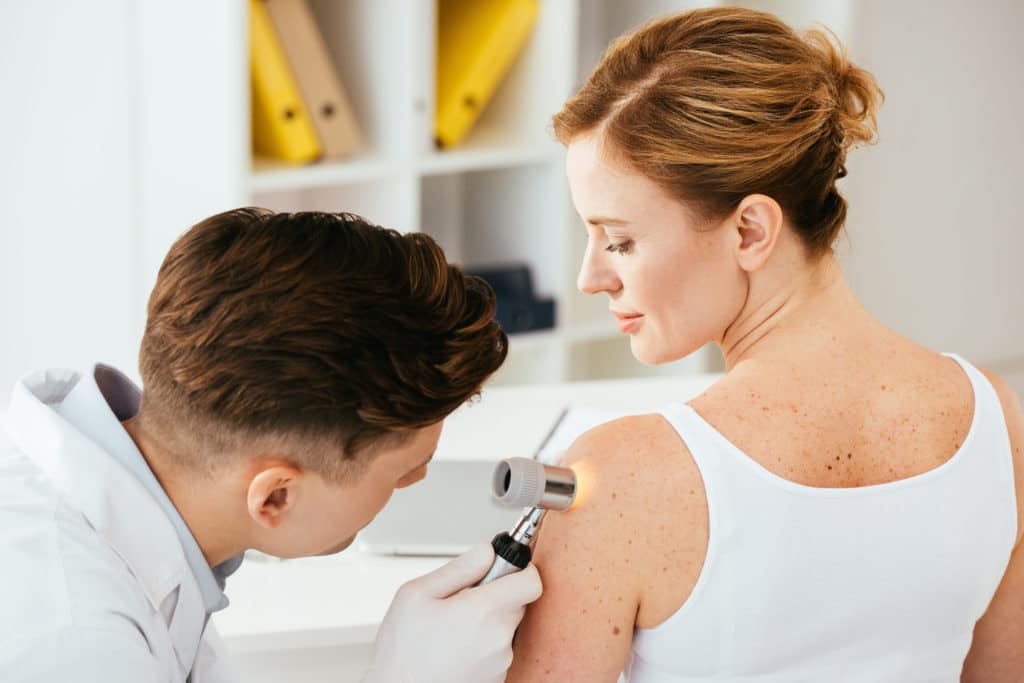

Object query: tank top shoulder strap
[656,401,755,499]
[943,352,1017,500]
[659,402,727,473]
[944,352,1003,427]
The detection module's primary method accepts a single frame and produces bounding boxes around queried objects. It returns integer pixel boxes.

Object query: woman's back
[508,336,1024,681]
[691,319,977,491]
[628,348,1017,681]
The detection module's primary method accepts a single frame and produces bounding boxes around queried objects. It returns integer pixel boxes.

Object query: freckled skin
[507,346,1024,681]
[507,416,709,681]
[692,342,982,490]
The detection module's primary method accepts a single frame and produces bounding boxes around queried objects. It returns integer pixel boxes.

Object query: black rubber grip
[491,531,532,570]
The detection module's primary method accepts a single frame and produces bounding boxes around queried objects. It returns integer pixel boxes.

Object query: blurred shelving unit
[141,0,848,387]
[0,0,866,394]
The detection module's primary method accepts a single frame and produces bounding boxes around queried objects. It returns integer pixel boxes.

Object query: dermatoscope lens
[491,457,576,511]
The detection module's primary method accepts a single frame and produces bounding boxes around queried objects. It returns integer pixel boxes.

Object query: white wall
[0,1,247,404]
[0,1,140,400]
[839,0,1024,394]
[136,0,248,320]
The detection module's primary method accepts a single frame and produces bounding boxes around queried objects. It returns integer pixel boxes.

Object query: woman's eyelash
[605,240,633,254]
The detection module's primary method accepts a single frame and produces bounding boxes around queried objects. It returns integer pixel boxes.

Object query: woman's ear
[246,463,303,529]
[732,194,784,273]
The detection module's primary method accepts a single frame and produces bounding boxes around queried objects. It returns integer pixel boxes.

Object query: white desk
[213,373,720,681]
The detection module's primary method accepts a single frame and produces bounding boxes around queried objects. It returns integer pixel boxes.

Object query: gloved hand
[363,541,542,683]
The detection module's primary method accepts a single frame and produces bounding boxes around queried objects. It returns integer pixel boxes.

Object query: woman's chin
[630,334,668,365]
[630,336,700,366]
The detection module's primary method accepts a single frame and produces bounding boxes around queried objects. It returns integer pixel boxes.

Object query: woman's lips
[612,312,643,333]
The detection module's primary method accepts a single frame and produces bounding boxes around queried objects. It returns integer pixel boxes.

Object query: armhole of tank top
[944,352,1019,548]
[637,404,722,632]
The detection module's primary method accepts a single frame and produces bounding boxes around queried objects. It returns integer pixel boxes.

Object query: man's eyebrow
[586,216,631,227]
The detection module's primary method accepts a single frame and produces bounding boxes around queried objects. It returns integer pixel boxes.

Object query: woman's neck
[719,253,869,371]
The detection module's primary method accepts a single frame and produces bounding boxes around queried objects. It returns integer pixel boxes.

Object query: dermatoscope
[476,457,577,585]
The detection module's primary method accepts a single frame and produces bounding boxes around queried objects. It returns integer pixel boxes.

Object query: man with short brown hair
[0,209,541,682]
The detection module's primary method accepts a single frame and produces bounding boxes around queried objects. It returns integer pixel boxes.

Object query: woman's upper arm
[961,370,1024,681]
[506,420,643,682]
[506,414,700,682]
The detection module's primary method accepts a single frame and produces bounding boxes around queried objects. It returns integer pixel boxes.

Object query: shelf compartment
[417,0,578,156]
[419,163,565,309]
[252,177,414,235]
[250,153,396,193]
[304,0,416,159]
[417,135,561,176]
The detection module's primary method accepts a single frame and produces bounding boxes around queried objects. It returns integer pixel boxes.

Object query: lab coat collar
[55,364,239,615]
[5,368,207,678]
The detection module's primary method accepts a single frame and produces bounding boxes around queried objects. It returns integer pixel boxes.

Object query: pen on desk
[532,407,569,462]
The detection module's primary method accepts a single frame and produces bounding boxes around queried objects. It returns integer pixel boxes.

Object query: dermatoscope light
[476,457,577,585]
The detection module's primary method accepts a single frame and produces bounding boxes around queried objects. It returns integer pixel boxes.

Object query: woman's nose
[577,244,620,295]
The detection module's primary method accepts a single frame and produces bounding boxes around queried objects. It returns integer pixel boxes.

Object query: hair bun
[805,26,885,152]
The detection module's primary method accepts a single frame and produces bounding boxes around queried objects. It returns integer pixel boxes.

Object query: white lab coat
[0,369,238,683]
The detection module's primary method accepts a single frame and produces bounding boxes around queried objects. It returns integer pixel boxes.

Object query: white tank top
[627,354,1017,682]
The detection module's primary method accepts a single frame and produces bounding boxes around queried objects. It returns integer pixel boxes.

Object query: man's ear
[246,463,303,529]
[732,194,784,273]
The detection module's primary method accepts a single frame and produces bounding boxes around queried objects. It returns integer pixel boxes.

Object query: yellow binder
[264,0,363,160]
[435,0,539,148]
[250,0,321,164]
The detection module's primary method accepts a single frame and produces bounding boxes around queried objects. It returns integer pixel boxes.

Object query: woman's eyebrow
[586,216,631,226]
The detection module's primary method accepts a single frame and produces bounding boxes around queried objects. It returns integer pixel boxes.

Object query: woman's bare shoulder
[561,412,687,479]
[550,413,700,578]
[506,414,708,682]
[560,414,707,559]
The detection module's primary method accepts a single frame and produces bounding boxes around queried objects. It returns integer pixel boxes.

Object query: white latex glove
[364,541,542,683]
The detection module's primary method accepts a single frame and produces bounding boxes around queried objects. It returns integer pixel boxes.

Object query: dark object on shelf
[466,264,555,334]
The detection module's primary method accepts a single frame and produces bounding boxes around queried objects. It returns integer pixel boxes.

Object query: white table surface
[213,373,721,652]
